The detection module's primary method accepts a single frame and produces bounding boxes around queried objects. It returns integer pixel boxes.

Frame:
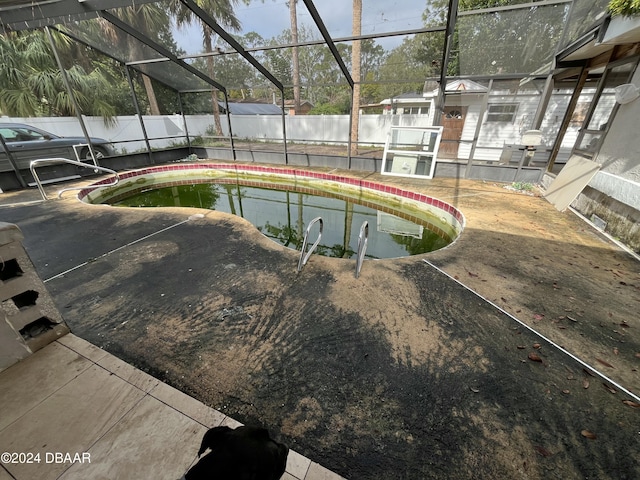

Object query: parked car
[0,123,115,171]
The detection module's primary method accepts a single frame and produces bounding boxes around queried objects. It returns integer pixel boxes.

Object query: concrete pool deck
[0,162,639,479]
[0,333,342,480]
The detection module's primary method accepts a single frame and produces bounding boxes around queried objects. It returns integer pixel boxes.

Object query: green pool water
[111,182,451,259]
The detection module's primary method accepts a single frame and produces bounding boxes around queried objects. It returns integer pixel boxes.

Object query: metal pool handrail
[355,221,369,278]
[29,158,119,201]
[297,216,323,272]
[72,144,98,166]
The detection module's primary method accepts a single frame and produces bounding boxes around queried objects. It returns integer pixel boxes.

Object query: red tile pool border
[79,163,465,229]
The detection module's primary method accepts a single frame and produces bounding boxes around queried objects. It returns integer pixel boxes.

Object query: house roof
[218,102,283,115]
[283,100,314,108]
[380,93,425,105]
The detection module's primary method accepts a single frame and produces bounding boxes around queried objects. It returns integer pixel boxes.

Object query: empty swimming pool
[79,163,465,259]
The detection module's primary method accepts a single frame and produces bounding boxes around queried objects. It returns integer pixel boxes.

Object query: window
[0,127,46,142]
[404,106,429,115]
[486,104,518,122]
[381,126,443,179]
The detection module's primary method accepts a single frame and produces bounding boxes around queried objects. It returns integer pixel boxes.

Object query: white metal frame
[381,126,443,179]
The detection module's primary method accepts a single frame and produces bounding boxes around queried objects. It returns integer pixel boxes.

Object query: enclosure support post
[45,27,98,164]
[0,134,27,188]
[465,79,492,178]
[302,0,355,167]
[548,65,589,171]
[125,65,153,163]
[532,72,555,130]
[280,93,289,165]
[221,91,236,161]
[177,93,191,151]
[178,0,285,164]
[434,0,460,126]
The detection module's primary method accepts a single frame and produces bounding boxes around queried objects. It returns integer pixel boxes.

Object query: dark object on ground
[185,425,289,480]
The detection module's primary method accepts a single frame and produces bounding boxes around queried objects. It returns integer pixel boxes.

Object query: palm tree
[93,3,171,115]
[289,0,301,114]
[0,29,115,118]
[350,0,363,156]
[171,0,243,136]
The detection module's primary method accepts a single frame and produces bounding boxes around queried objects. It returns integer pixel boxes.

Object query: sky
[173,0,428,55]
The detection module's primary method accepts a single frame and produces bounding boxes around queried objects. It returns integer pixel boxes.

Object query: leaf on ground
[602,383,617,394]
[528,352,543,362]
[533,314,544,321]
[534,445,553,457]
[533,343,541,349]
[595,358,615,368]
[581,430,597,440]
[622,400,640,408]
[582,378,590,389]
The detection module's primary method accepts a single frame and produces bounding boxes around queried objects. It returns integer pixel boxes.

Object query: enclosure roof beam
[183,25,447,60]
[302,0,353,88]
[178,0,283,91]
[126,58,172,66]
[49,25,185,96]
[458,0,571,17]
[0,0,158,32]
[98,9,227,94]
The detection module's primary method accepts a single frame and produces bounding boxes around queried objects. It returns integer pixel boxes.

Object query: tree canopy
[0,0,608,117]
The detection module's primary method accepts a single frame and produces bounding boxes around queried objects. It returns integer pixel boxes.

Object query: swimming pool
[79,163,465,259]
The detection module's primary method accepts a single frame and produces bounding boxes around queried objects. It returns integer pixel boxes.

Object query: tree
[377,37,428,101]
[171,0,243,136]
[92,3,175,115]
[0,29,116,119]
[289,0,301,114]
[415,0,567,76]
[608,0,640,16]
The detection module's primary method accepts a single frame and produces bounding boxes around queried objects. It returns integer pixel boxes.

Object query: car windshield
[0,127,48,142]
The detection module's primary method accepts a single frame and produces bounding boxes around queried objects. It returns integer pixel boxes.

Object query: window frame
[486,103,519,123]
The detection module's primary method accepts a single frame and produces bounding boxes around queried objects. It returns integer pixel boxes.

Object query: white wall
[588,66,640,209]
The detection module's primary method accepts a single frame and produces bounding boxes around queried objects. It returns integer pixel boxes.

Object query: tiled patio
[0,333,344,480]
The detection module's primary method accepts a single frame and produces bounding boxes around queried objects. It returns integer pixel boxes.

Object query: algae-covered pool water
[111,182,451,259]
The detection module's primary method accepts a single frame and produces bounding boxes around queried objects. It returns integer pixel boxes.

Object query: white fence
[2,114,434,154]
[2,112,576,162]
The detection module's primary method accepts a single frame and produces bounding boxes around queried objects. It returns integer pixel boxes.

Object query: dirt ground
[1,164,638,479]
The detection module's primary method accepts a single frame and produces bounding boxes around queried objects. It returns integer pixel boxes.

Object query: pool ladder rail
[355,221,369,278]
[297,216,323,272]
[29,157,119,201]
[297,217,369,278]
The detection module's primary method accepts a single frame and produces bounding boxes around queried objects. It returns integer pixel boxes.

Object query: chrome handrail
[297,216,323,272]
[72,144,98,166]
[29,157,119,201]
[355,221,369,278]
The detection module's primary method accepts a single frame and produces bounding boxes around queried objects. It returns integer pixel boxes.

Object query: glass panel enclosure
[574,60,638,158]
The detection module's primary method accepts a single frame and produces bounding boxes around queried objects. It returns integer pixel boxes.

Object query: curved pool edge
[78,162,466,246]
